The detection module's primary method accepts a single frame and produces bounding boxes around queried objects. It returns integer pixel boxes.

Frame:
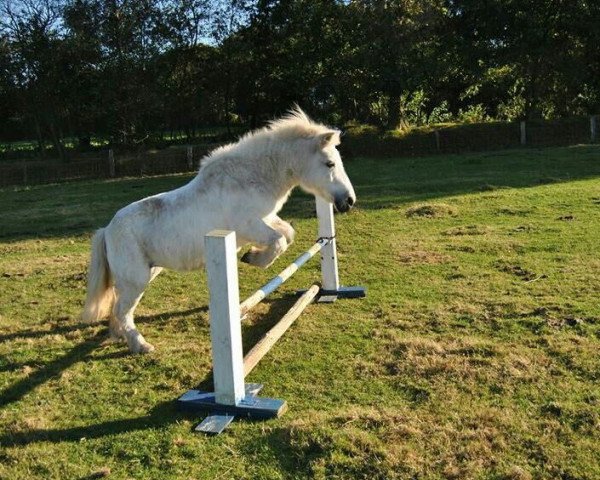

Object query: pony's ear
[317,130,340,149]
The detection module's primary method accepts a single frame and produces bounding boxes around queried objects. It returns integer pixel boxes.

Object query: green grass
[1,145,599,479]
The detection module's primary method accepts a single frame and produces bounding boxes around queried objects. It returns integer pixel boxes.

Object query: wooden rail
[243,284,320,376]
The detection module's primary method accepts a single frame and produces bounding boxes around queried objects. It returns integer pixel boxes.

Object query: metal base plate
[296,285,367,303]
[177,383,287,435]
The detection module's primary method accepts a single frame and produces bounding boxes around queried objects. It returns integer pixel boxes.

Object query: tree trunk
[49,121,67,162]
[225,79,232,136]
[33,116,46,160]
[387,94,401,130]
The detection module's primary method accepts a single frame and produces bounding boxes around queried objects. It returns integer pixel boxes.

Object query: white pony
[81,108,356,353]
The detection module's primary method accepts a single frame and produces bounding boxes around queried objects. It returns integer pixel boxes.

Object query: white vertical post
[204,230,245,406]
[316,197,340,292]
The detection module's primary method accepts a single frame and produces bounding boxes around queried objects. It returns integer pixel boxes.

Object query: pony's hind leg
[108,312,125,342]
[106,267,161,343]
[113,282,155,353]
[105,231,156,353]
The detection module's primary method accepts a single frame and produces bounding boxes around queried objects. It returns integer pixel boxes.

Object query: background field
[1,146,599,480]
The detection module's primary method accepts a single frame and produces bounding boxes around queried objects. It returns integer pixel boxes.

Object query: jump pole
[240,238,330,316]
[243,284,321,376]
[177,200,365,434]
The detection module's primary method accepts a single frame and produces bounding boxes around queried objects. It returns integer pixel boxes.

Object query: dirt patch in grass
[446,245,476,253]
[497,207,533,216]
[406,203,457,218]
[443,225,491,236]
[520,305,593,329]
[383,336,507,382]
[511,224,535,233]
[494,261,543,282]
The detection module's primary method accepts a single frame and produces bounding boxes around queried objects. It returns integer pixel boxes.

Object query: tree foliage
[1,0,599,156]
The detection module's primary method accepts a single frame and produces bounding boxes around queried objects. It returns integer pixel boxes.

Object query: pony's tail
[81,228,114,323]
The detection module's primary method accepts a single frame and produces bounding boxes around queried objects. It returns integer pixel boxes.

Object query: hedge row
[341,117,594,158]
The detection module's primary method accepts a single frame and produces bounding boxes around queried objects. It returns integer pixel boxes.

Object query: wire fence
[342,115,598,158]
[0,144,217,188]
[0,116,598,188]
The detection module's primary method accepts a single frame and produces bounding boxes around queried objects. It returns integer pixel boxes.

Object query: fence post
[108,149,115,177]
[520,121,527,145]
[204,230,245,406]
[434,130,441,152]
[316,197,340,292]
[187,146,194,170]
[591,115,598,144]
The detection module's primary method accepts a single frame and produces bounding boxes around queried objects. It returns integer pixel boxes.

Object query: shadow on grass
[0,322,98,343]
[0,331,106,409]
[136,305,208,324]
[0,305,208,344]
[0,399,183,447]
[0,293,305,446]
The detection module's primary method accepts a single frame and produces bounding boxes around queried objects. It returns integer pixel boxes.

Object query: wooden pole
[591,115,598,144]
[434,130,441,152]
[520,120,527,146]
[243,284,320,377]
[204,230,245,406]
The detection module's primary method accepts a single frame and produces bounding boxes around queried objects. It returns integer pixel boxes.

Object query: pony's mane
[265,106,328,138]
[201,107,333,167]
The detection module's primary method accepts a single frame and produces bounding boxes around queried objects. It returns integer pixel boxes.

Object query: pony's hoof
[128,340,155,354]
[241,250,265,267]
[137,342,155,354]
[241,251,253,264]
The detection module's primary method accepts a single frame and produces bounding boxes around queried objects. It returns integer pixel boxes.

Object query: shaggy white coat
[81,108,356,353]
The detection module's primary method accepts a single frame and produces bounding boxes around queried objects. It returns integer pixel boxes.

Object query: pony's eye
[326,161,335,169]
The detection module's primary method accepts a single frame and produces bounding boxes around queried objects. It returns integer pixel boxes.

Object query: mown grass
[1,145,599,480]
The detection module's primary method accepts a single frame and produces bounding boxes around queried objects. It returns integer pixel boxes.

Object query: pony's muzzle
[334,194,356,213]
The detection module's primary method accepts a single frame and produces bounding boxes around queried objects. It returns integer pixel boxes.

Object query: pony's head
[298,129,356,212]
[270,108,356,212]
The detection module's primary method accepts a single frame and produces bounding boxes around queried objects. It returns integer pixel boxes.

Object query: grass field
[1,145,599,480]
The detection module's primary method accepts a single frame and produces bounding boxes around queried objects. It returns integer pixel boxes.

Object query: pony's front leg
[269,215,295,245]
[239,219,288,269]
